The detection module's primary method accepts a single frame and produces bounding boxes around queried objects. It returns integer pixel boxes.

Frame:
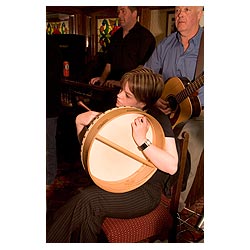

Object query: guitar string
[175,76,204,103]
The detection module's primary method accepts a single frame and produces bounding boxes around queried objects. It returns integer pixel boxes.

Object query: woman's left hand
[131,116,149,146]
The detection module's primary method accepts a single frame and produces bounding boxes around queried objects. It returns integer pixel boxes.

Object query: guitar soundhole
[167,95,178,111]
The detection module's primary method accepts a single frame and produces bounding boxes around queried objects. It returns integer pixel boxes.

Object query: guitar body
[161,77,202,128]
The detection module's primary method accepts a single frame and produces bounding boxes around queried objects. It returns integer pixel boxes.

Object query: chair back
[101,132,189,243]
[168,131,189,242]
[170,131,189,214]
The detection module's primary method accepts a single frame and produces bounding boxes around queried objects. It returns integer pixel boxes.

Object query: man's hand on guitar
[155,98,172,115]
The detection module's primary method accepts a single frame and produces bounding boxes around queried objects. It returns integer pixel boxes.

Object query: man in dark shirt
[90,6,156,87]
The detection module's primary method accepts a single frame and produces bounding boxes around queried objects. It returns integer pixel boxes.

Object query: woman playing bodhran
[47,66,178,243]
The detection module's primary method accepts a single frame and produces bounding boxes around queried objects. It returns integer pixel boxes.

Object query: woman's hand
[132,115,178,175]
[131,116,149,146]
[75,111,100,136]
[77,111,100,126]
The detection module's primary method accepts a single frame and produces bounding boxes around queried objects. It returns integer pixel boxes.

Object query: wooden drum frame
[81,107,165,193]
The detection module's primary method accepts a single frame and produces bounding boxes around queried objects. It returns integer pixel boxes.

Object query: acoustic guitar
[161,74,204,128]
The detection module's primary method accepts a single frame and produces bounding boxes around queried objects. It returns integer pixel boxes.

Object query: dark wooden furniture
[60,79,119,112]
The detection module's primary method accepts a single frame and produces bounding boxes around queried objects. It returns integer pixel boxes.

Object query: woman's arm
[131,116,178,175]
[75,111,100,137]
[142,137,178,175]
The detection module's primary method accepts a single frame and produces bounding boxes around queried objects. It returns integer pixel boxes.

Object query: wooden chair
[101,132,189,243]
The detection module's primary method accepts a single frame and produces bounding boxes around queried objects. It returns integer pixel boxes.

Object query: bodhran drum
[81,106,165,193]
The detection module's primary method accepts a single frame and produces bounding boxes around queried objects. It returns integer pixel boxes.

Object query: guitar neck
[176,75,204,104]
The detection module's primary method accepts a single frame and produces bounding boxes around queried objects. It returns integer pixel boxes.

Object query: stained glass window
[46,21,69,35]
[97,18,121,52]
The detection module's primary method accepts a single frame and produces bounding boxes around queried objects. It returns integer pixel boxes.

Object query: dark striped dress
[46,107,175,242]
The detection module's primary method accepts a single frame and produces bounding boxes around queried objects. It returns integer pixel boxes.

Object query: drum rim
[81,106,165,193]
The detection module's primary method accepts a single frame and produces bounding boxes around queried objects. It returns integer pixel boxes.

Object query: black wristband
[138,139,152,151]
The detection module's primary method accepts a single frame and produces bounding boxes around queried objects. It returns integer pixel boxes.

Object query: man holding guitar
[145,6,204,211]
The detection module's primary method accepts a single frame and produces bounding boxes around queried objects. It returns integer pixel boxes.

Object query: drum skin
[81,107,165,193]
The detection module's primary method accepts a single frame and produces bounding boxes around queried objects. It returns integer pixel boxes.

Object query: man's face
[117,6,137,28]
[175,6,202,35]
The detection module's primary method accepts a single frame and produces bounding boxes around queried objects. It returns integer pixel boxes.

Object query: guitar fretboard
[176,75,204,103]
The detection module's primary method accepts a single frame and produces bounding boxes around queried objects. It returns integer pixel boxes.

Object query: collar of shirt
[176,26,203,48]
[121,21,140,36]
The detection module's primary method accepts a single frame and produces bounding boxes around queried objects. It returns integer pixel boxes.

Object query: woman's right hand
[75,111,100,136]
[76,111,100,126]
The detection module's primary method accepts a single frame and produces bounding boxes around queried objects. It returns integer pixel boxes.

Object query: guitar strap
[174,29,204,135]
[195,29,204,79]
